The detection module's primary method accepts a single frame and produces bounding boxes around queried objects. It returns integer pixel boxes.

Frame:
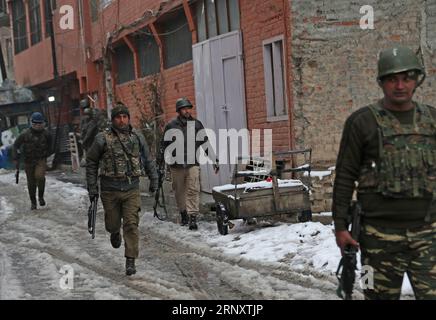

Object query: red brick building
[9,0,294,188]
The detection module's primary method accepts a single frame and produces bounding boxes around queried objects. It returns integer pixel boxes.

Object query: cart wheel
[216,202,229,235]
[298,210,312,222]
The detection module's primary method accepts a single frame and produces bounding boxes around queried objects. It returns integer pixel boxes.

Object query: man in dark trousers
[13,112,52,210]
[86,103,158,276]
[333,46,436,299]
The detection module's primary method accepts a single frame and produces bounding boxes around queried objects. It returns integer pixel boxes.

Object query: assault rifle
[336,200,363,300]
[88,196,98,239]
[153,166,168,221]
[15,155,20,184]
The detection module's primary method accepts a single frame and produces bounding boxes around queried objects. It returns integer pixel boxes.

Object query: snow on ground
[304,170,332,180]
[0,169,414,299]
[142,213,341,274]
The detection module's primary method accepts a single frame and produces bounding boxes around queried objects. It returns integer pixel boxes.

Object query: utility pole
[0,40,7,81]
[46,0,58,78]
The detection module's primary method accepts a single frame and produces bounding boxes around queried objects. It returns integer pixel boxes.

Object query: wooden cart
[212,149,313,235]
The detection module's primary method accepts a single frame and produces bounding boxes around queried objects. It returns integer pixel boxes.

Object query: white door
[193,31,247,193]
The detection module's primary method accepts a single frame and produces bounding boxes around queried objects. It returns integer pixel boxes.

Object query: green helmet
[377,46,425,82]
[111,103,130,120]
[176,97,193,112]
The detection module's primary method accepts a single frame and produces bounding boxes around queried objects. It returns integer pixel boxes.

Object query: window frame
[262,35,288,122]
[12,0,28,54]
[29,0,42,45]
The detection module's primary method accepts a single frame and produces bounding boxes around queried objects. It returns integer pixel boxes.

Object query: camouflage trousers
[360,222,436,300]
[24,159,46,204]
[100,188,141,259]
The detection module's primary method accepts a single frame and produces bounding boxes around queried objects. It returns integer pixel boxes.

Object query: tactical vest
[22,129,50,162]
[100,129,144,179]
[358,102,436,201]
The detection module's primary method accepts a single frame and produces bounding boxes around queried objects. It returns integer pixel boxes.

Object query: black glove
[149,179,159,193]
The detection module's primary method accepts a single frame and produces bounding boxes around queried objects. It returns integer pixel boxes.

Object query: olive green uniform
[86,125,158,258]
[13,128,52,206]
[333,100,436,299]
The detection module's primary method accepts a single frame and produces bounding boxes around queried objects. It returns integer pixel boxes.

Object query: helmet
[176,98,193,112]
[111,103,130,120]
[377,46,425,82]
[30,112,45,123]
[80,98,90,109]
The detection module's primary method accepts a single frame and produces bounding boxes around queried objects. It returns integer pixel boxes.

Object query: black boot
[110,232,122,248]
[180,210,189,226]
[126,257,136,276]
[30,195,37,210]
[38,180,46,206]
[189,215,198,230]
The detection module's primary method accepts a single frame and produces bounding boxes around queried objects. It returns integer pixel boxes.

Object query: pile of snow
[213,179,306,193]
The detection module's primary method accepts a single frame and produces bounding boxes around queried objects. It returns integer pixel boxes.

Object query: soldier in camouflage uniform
[13,112,53,210]
[86,103,158,276]
[82,107,108,152]
[333,46,436,300]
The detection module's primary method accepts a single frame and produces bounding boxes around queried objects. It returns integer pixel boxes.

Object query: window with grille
[195,0,240,42]
[160,9,192,69]
[136,30,160,77]
[0,0,6,13]
[29,0,42,45]
[12,0,28,54]
[114,44,135,84]
[263,36,288,120]
[90,0,99,22]
[44,0,53,38]
[90,0,113,22]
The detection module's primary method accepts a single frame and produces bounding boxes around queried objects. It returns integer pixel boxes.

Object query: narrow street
[0,171,341,300]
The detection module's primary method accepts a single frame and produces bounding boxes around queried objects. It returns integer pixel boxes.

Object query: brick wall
[240,0,293,152]
[291,0,436,166]
[115,60,195,127]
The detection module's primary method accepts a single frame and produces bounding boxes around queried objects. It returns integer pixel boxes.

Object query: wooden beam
[123,35,140,79]
[149,22,164,72]
[183,0,197,44]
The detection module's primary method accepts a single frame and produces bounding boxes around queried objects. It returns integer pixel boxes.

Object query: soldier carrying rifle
[86,103,158,276]
[333,46,436,300]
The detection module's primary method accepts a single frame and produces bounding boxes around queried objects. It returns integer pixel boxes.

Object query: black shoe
[189,215,198,230]
[110,232,122,249]
[31,203,37,210]
[39,198,46,206]
[180,210,189,226]
[126,258,136,276]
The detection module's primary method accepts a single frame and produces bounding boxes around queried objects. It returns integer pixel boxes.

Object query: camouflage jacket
[333,100,436,231]
[81,109,108,151]
[86,125,158,194]
[13,127,53,164]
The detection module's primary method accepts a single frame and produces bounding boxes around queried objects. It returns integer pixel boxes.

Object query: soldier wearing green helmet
[86,102,158,276]
[333,46,436,300]
[157,97,219,231]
